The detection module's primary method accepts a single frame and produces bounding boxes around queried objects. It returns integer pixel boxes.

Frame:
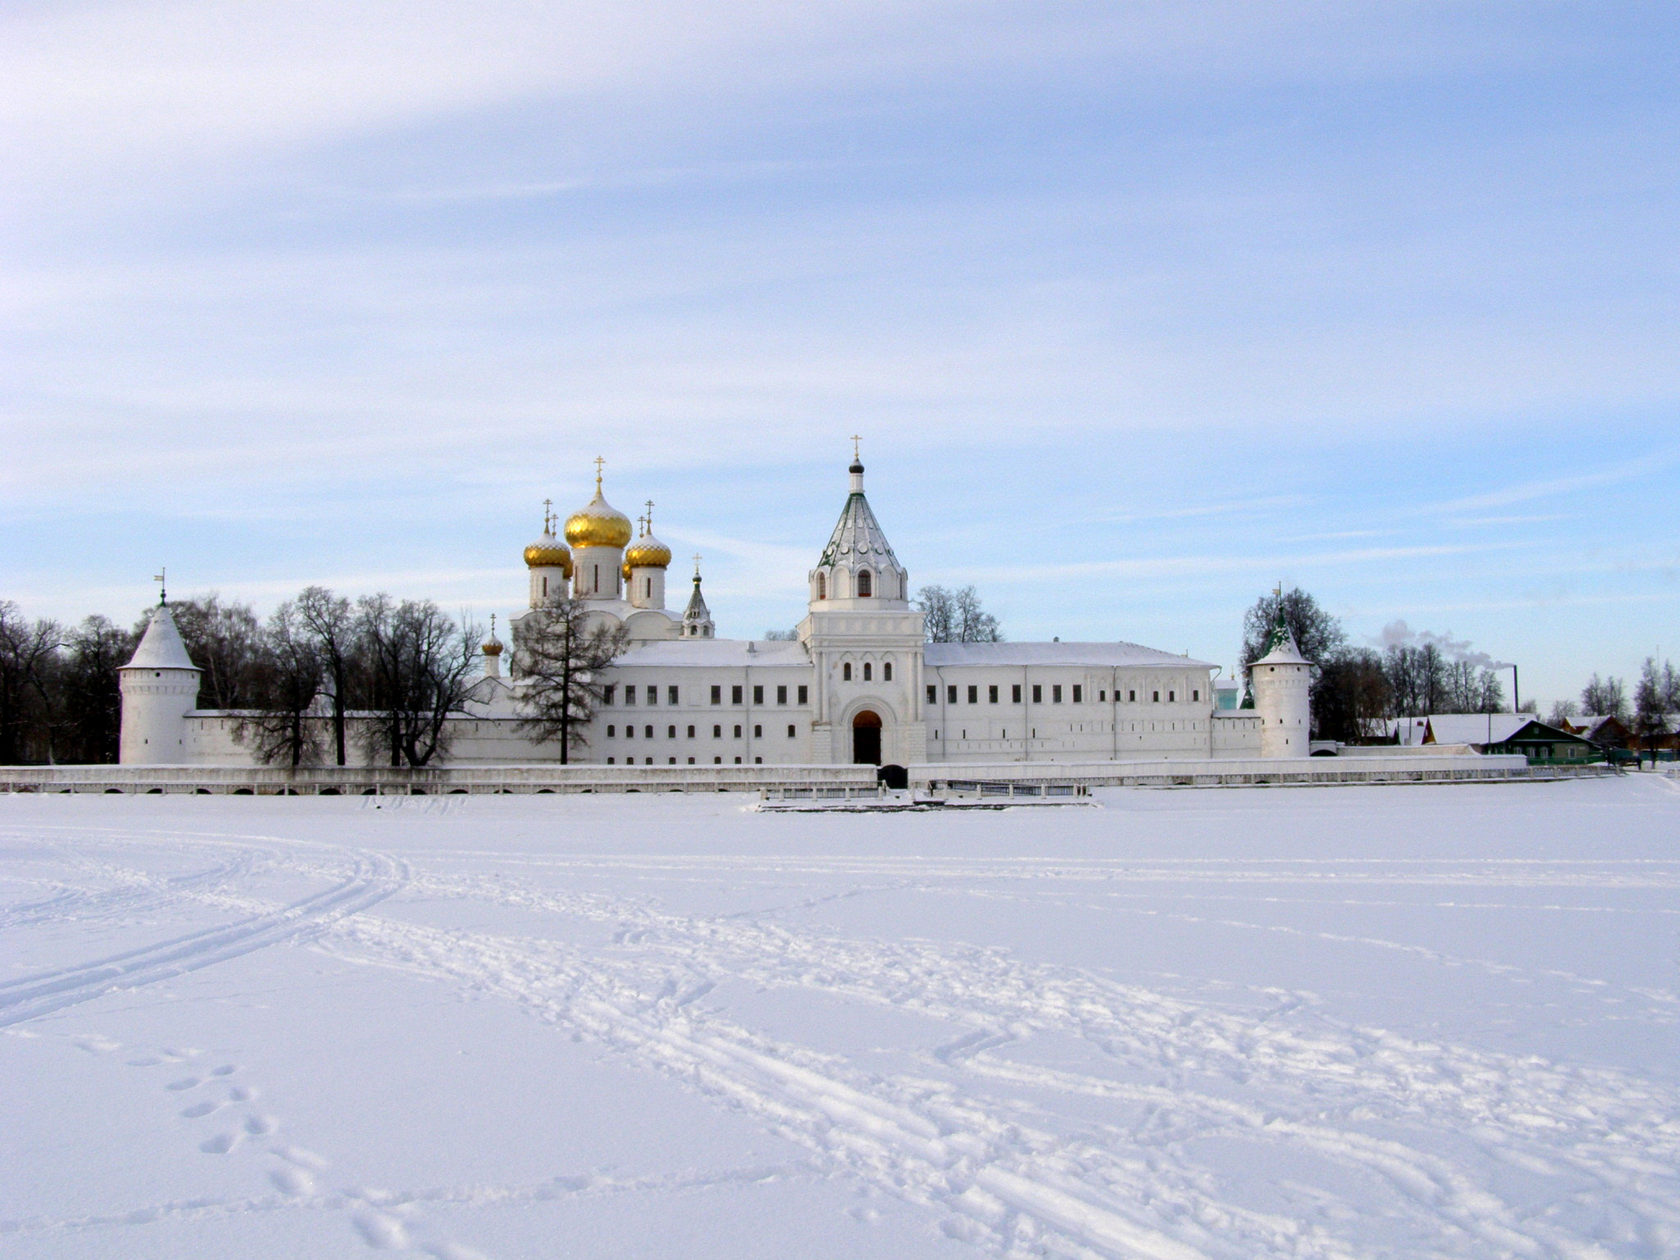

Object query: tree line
[0,588,632,770]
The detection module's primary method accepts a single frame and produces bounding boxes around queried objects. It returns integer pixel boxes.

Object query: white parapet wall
[911,753,1537,790]
[0,763,881,796]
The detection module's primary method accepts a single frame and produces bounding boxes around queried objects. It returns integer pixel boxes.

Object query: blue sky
[3,1,1676,708]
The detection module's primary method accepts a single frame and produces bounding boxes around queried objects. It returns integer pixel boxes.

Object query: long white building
[121,453,1305,768]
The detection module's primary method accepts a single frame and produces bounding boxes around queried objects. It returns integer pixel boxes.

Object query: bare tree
[162,595,266,709]
[295,586,359,766]
[514,596,629,764]
[357,595,481,767]
[1240,587,1345,671]
[915,585,1002,643]
[55,616,138,763]
[1547,698,1580,727]
[0,602,62,763]
[1582,673,1628,719]
[1314,648,1392,742]
[234,600,324,769]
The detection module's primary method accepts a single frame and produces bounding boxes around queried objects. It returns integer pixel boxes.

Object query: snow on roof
[613,639,812,668]
[926,641,1214,670]
[124,603,199,671]
[1424,714,1530,746]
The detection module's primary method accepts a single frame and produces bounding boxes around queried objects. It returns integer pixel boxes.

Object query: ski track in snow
[2,806,1678,1258]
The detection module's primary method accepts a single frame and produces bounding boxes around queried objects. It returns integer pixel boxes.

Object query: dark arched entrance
[852,710,882,765]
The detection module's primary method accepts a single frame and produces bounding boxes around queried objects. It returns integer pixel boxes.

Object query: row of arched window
[840,659,893,683]
[813,567,890,600]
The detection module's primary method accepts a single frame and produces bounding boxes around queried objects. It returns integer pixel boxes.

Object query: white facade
[122,454,1299,768]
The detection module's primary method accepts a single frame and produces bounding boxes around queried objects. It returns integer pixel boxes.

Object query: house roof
[926,641,1215,670]
[613,639,812,668]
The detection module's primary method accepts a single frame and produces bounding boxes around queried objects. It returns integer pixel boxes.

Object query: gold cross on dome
[850,434,861,461]
[692,553,702,578]
[645,499,655,529]
[594,455,605,489]
[542,497,553,531]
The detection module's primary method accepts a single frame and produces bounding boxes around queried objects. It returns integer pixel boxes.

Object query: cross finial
[490,612,497,635]
[850,434,861,461]
[152,567,167,604]
[542,497,553,532]
[692,553,702,579]
[645,499,655,532]
[594,455,605,491]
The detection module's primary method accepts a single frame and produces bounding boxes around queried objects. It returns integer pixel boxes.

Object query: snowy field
[2,779,1677,1259]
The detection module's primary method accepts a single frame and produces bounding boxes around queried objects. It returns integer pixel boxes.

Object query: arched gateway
[852,710,882,765]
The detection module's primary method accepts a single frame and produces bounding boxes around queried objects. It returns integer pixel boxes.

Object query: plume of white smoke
[1376,620,1512,670]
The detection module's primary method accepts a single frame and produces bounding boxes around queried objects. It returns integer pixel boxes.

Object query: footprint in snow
[165,1077,202,1091]
[199,1132,239,1155]
[245,1114,278,1136]
[180,1100,221,1119]
[210,1064,237,1077]
[353,1209,410,1250]
[229,1085,254,1102]
[269,1164,314,1197]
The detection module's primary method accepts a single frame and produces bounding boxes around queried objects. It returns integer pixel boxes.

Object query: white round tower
[1250,611,1312,758]
[119,601,203,764]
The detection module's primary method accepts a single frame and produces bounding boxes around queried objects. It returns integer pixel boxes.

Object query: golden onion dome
[564,471,633,550]
[481,614,505,657]
[523,532,572,574]
[625,530,672,570]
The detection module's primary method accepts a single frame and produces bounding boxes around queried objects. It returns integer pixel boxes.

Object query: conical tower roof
[125,603,200,672]
[682,571,711,624]
[816,458,901,570]
[1254,610,1311,667]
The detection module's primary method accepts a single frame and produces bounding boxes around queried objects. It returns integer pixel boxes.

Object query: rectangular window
[713,756,721,764]
[603,685,616,705]
[1129,689,1136,702]
[686,725,695,738]
[1052,685,1062,703]
[753,685,764,705]
[624,685,636,705]
[787,724,795,738]
[646,686,656,706]
[711,685,722,705]
[754,756,762,765]
[668,685,678,705]
[1168,690,1175,702]
[732,685,743,705]
[607,725,616,737]
[753,725,762,738]
[1099,690,1106,702]
[644,725,653,738]
[1012,684,1021,703]
[626,726,635,739]
[1152,691,1160,703]
[1032,685,1042,703]
[927,684,937,703]
[734,756,742,764]
[947,685,957,703]
[712,724,722,738]
[967,685,978,704]
[733,724,742,738]
[1073,685,1083,703]
[988,684,998,703]
[777,685,787,705]
[1192,689,1199,702]
[797,685,808,704]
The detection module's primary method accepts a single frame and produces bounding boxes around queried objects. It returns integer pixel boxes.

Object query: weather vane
[152,567,167,604]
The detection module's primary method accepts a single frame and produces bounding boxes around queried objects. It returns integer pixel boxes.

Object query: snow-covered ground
[2,778,1677,1259]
